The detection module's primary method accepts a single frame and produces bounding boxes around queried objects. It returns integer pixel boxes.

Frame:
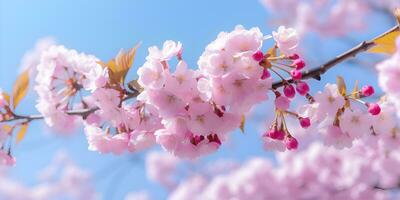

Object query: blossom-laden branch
[0,19,399,165]
[4,25,398,124]
[272,24,400,89]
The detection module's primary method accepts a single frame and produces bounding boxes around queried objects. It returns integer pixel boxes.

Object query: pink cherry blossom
[35,45,106,132]
[340,109,372,139]
[272,26,299,55]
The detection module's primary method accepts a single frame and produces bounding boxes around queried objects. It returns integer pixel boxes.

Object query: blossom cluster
[291,83,383,150]
[0,152,98,200]
[377,37,400,116]
[30,25,311,159]
[144,139,400,200]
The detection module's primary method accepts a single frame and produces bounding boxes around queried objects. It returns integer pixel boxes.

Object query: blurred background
[0,0,398,199]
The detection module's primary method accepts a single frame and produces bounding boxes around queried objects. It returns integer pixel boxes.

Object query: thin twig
[1,90,139,123]
[272,25,400,89]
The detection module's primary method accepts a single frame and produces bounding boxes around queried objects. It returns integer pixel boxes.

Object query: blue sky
[0,0,394,199]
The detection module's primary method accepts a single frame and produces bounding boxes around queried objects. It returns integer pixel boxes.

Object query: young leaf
[16,123,28,144]
[336,76,347,96]
[107,43,140,85]
[239,115,245,133]
[12,70,30,109]
[368,27,400,55]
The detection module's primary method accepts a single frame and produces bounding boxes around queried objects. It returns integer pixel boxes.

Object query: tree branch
[1,90,139,123]
[272,25,400,89]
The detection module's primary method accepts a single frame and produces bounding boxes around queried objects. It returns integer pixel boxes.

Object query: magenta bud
[361,85,374,97]
[290,70,302,80]
[292,59,305,70]
[252,50,264,62]
[285,137,298,150]
[295,81,309,96]
[283,84,296,98]
[299,117,311,128]
[368,103,381,115]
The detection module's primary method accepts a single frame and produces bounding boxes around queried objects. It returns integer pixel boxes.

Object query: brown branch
[1,90,139,123]
[272,25,400,89]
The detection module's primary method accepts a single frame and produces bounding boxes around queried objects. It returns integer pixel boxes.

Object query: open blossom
[147,40,182,61]
[300,83,383,149]
[146,151,180,188]
[137,60,167,90]
[84,101,161,155]
[156,139,400,200]
[135,25,281,158]
[377,37,400,116]
[314,83,345,119]
[19,37,56,76]
[340,109,372,139]
[35,45,107,132]
[84,124,129,155]
[272,26,299,55]
[0,152,98,200]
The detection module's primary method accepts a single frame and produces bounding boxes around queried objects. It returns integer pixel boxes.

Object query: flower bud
[292,59,305,70]
[252,50,264,62]
[290,70,302,80]
[283,84,296,98]
[295,81,309,96]
[361,85,374,97]
[368,103,381,115]
[285,137,298,150]
[299,117,311,128]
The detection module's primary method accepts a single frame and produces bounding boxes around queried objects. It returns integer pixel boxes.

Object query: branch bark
[272,25,400,89]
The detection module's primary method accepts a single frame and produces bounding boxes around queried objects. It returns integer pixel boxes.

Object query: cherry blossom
[35,45,107,132]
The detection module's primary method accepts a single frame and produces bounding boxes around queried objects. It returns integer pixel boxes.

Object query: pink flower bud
[295,81,309,96]
[283,84,296,98]
[285,137,298,150]
[275,96,290,111]
[261,68,270,80]
[299,117,311,128]
[361,85,374,97]
[290,70,302,80]
[288,54,300,60]
[266,129,285,140]
[252,50,264,62]
[292,59,305,70]
[368,103,381,115]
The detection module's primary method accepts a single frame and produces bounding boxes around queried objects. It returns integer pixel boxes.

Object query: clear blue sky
[0,0,393,199]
